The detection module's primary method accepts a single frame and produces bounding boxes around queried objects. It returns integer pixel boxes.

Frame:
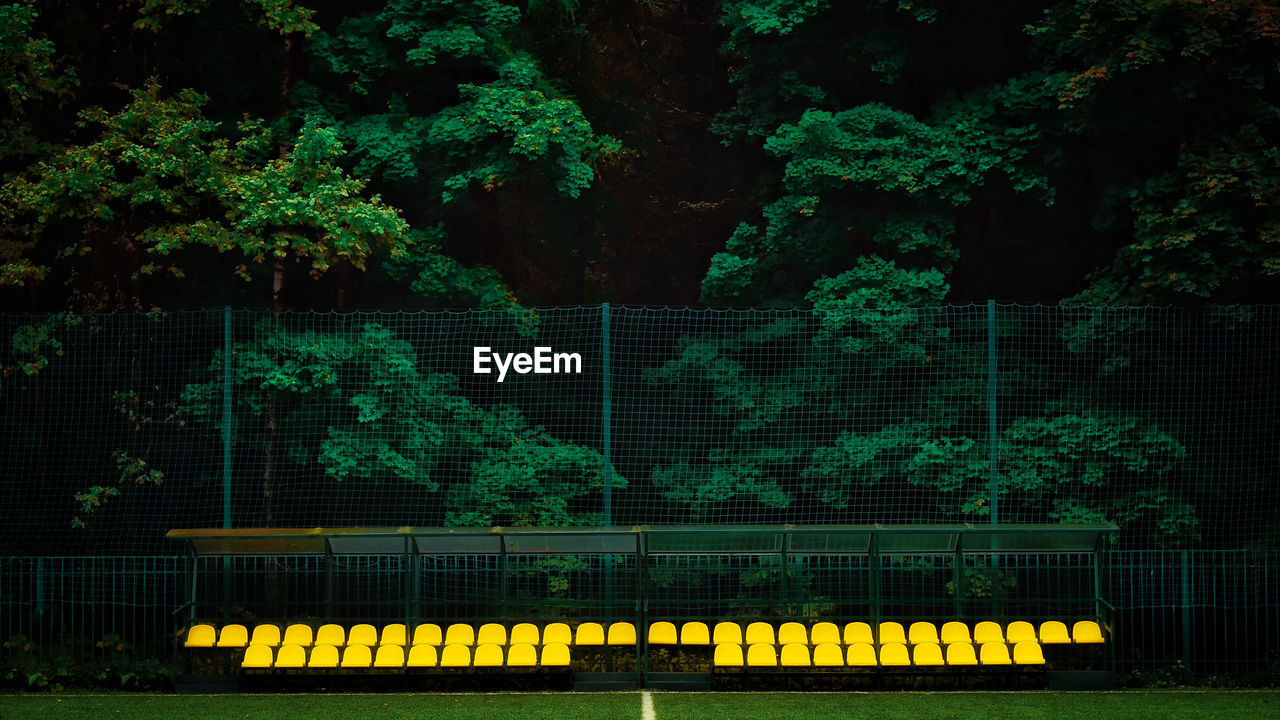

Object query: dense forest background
[1,1,1279,553]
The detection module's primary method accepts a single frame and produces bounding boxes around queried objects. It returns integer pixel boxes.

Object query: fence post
[1181,549,1193,681]
[986,300,999,524]
[601,303,613,526]
[221,307,233,621]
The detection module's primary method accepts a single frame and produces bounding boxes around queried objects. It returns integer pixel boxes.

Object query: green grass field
[1,691,1276,720]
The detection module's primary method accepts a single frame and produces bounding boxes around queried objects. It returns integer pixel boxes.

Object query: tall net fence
[0,305,1277,555]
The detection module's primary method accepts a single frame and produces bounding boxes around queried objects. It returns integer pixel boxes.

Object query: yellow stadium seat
[846,643,877,667]
[879,642,910,667]
[477,623,507,646]
[308,645,339,669]
[1072,620,1105,644]
[980,642,1012,666]
[912,643,944,666]
[974,621,1004,645]
[780,643,810,667]
[541,643,571,667]
[810,622,840,646]
[908,622,939,645]
[713,644,744,667]
[712,622,742,645]
[747,643,777,667]
[543,623,572,646]
[575,622,605,646]
[608,622,637,645]
[843,622,874,645]
[340,645,372,669]
[439,644,471,667]
[406,644,438,668]
[283,624,313,647]
[510,623,539,646]
[444,623,475,647]
[1013,641,1045,665]
[380,623,407,647]
[946,643,978,666]
[183,624,216,648]
[315,624,345,647]
[241,644,273,669]
[474,643,504,667]
[680,621,710,645]
[648,621,678,645]
[374,645,405,668]
[1039,621,1071,644]
[217,624,248,648]
[412,623,442,646]
[778,622,807,646]
[745,622,775,646]
[348,624,378,647]
[941,621,971,645]
[812,643,843,667]
[274,644,306,669]
[507,643,537,667]
[1006,621,1037,645]
[250,624,280,648]
[878,622,907,645]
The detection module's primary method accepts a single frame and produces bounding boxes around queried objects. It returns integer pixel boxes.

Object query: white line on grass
[641,690,655,720]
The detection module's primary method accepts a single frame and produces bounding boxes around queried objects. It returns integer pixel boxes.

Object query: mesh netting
[0,305,1276,554]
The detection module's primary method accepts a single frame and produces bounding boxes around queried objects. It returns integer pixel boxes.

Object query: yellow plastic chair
[846,643,877,667]
[812,643,844,667]
[541,643,571,667]
[747,643,778,667]
[380,623,407,647]
[843,622,874,646]
[282,624,313,648]
[315,624,345,647]
[680,621,710,645]
[780,643,810,667]
[543,623,572,646]
[183,624,216,648]
[307,645,339,669]
[340,645,372,668]
[608,622,637,645]
[941,621,971,645]
[1038,621,1071,644]
[912,643,945,666]
[973,621,1004,645]
[1013,641,1045,665]
[348,624,378,647]
[216,624,248,649]
[507,643,537,667]
[241,644,273,669]
[412,623,442,646]
[810,622,840,646]
[406,644,438,668]
[712,622,743,645]
[374,645,405,668]
[745,622,775,646]
[444,623,476,647]
[477,623,507,646]
[908,622,939,645]
[713,644,744,667]
[879,642,910,667]
[979,642,1012,666]
[878,622,907,645]
[946,643,978,666]
[440,644,471,668]
[1072,620,1106,644]
[1006,621,1037,645]
[250,624,280,648]
[510,623,540,646]
[274,644,306,669]
[575,622,605,646]
[778,622,807,646]
[473,643,504,667]
[648,621,678,645]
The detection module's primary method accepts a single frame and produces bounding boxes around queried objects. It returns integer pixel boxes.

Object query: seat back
[412,623,442,646]
[184,624,216,648]
[648,621,678,645]
[340,645,372,668]
[241,645,273,669]
[406,644,438,668]
[812,642,844,667]
[374,645,406,668]
[908,622,939,645]
[274,644,306,668]
[713,643,744,667]
[712,622,742,645]
[507,643,537,667]
[680,621,710,645]
[780,643,810,667]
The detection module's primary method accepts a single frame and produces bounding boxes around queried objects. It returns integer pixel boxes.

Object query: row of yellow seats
[649,620,1104,647]
[712,641,1046,668]
[242,642,572,670]
[188,621,638,649]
